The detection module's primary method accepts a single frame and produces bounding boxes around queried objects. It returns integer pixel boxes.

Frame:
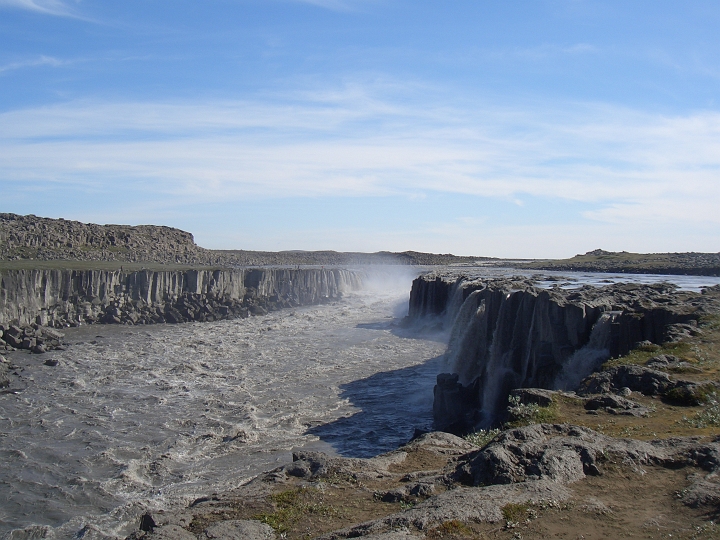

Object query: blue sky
[1,1,719,257]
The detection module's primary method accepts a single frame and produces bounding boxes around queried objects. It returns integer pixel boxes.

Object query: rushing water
[0,272,447,539]
[1,266,719,539]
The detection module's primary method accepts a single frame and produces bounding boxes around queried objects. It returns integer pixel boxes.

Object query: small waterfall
[445,290,486,382]
[553,311,617,391]
[478,292,521,427]
[443,277,467,329]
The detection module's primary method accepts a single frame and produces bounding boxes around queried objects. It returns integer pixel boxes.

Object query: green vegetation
[666,383,718,406]
[505,395,561,427]
[501,502,531,523]
[602,341,693,370]
[254,487,337,534]
[682,393,720,428]
[429,520,474,537]
[463,428,500,448]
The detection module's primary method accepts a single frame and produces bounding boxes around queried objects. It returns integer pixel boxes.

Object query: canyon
[2,214,720,539]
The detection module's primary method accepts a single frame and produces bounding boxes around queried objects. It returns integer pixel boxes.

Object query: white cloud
[284,0,377,12]
[0,55,66,74]
[0,0,77,16]
[1,89,719,233]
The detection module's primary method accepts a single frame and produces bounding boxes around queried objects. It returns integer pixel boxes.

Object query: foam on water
[0,286,446,538]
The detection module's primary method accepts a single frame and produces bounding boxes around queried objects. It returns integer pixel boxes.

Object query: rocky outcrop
[0,213,209,264]
[0,323,65,353]
[519,248,720,276]
[408,275,718,432]
[0,267,362,327]
[450,423,719,490]
[0,213,481,266]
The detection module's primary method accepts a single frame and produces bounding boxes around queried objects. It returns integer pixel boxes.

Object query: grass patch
[602,341,694,370]
[682,393,720,428]
[254,487,337,534]
[463,428,500,448]
[665,383,718,406]
[501,502,531,523]
[427,520,474,539]
[505,395,562,427]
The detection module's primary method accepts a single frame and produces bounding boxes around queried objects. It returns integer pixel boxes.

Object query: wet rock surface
[0,323,65,353]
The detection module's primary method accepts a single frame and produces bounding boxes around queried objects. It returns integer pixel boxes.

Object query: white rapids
[0,277,447,539]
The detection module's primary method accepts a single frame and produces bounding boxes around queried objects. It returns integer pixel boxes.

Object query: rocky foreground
[120,424,719,540]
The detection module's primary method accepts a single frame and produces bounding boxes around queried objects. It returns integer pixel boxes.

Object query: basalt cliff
[408,273,720,432]
[0,268,361,355]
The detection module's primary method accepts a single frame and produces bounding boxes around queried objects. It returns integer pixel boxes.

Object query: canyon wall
[408,274,702,432]
[0,267,362,327]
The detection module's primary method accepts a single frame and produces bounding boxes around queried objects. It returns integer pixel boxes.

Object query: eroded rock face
[0,268,362,327]
[408,275,716,431]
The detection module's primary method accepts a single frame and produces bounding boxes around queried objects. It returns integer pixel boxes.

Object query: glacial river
[1,267,719,539]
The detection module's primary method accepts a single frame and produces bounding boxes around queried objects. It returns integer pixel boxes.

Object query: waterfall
[443,277,468,329]
[553,311,617,391]
[445,289,486,382]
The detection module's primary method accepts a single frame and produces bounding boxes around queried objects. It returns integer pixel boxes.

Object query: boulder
[284,451,331,479]
[578,365,673,396]
[584,394,650,416]
[509,388,556,407]
[646,354,680,367]
[4,333,22,348]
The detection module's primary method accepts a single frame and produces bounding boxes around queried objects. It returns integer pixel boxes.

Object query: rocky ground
[0,214,481,267]
[120,310,720,540]
[519,249,720,276]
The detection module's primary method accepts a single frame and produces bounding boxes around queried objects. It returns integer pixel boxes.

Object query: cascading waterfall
[427,279,616,431]
[445,289,486,381]
[442,277,468,329]
[553,311,618,391]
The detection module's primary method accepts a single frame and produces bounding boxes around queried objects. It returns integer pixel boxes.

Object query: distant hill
[518,249,720,276]
[0,213,486,267]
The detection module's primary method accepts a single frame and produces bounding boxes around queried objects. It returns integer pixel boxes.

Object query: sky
[0,1,719,258]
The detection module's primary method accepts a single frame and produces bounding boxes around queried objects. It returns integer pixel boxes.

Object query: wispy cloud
[1,86,719,232]
[0,55,66,74]
[0,0,78,17]
[284,0,379,12]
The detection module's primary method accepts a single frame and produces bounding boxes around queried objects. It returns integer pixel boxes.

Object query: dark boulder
[509,388,556,407]
[578,365,673,396]
[584,394,650,416]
